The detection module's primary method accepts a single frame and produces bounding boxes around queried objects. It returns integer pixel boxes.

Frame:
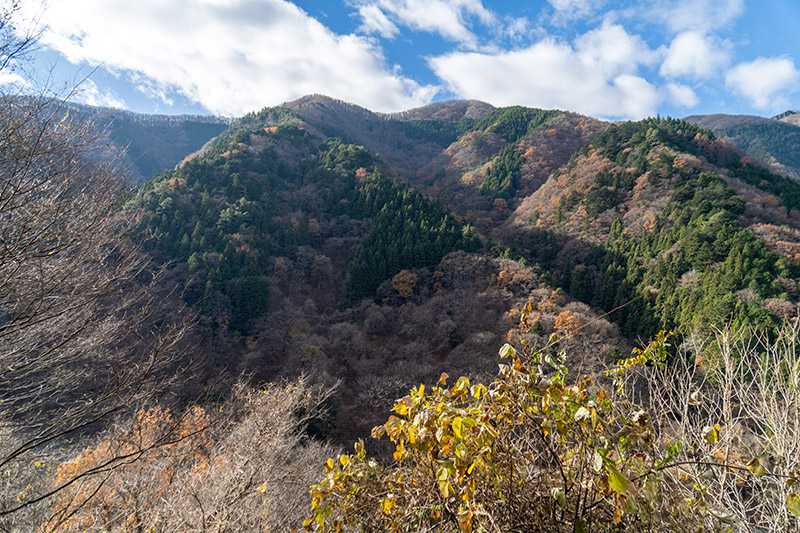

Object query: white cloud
[657,0,744,33]
[429,23,662,119]
[352,0,497,48]
[660,31,730,79]
[725,57,800,111]
[575,22,658,74]
[356,5,399,38]
[547,0,605,20]
[21,0,437,115]
[665,82,699,108]
[0,69,29,89]
[72,79,126,109]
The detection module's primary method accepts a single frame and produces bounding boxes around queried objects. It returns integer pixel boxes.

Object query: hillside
[127,97,636,442]
[685,112,800,179]
[119,96,800,445]
[63,102,230,182]
[11,93,800,532]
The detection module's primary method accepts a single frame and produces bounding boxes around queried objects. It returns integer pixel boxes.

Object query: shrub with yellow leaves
[305,312,800,531]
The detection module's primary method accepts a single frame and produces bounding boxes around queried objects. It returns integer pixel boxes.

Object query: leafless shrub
[41,379,334,532]
[163,379,336,532]
[642,326,800,531]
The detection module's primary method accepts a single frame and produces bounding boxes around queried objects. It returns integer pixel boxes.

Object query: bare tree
[40,379,335,533]
[0,4,191,528]
[642,326,800,531]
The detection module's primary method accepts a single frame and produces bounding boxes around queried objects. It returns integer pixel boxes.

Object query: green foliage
[591,117,709,164]
[583,185,620,218]
[391,118,477,147]
[131,116,481,327]
[586,171,794,338]
[344,176,481,301]
[717,121,800,170]
[480,144,523,199]
[535,118,800,339]
[232,105,301,131]
[131,129,295,332]
[317,138,375,172]
[473,106,562,144]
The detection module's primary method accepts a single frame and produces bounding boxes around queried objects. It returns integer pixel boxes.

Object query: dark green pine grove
[591,172,794,338]
[473,106,562,144]
[343,178,481,300]
[480,144,523,199]
[476,107,562,199]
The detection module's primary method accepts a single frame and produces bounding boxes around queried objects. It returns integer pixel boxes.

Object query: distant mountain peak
[384,100,495,122]
[772,110,798,120]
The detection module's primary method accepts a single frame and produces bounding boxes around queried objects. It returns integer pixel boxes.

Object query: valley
[5,92,800,531]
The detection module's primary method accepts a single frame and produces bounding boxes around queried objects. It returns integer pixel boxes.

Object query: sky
[8,0,800,120]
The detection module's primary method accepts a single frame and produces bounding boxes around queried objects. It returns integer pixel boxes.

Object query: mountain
[63,102,230,182]
[127,96,634,441]
[685,112,800,180]
[131,94,800,344]
[775,109,800,126]
[13,92,800,531]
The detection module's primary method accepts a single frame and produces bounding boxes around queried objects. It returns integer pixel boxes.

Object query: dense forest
[5,85,800,531]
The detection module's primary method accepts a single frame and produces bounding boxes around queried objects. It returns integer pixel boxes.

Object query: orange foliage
[554,310,584,336]
[355,167,368,181]
[47,406,212,532]
[642,212,657,232]
[392,270,418,299]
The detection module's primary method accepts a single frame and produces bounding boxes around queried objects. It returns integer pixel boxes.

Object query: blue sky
[9,0,800,120]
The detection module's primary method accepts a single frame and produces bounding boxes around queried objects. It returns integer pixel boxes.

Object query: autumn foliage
[43,380,333,532]
[305,314,800,532]
[46,406,212,532]
[391,269,418,299]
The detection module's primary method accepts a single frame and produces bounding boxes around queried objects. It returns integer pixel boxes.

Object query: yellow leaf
[702,423,719,444]
[452,417,464,439]
[393,441,406,462]
[380,497,396,515]
[787,493,800,517]
[605,462,629,493]
[499,344,516,359]
[746,457,766,477]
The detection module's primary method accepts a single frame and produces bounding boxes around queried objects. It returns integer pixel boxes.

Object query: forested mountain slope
[685,112,800,180]
[124,95,800,441]
[127,98,635,442]
[14,91,800,531]
[63,101,229,182]
[506,117,800,337]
